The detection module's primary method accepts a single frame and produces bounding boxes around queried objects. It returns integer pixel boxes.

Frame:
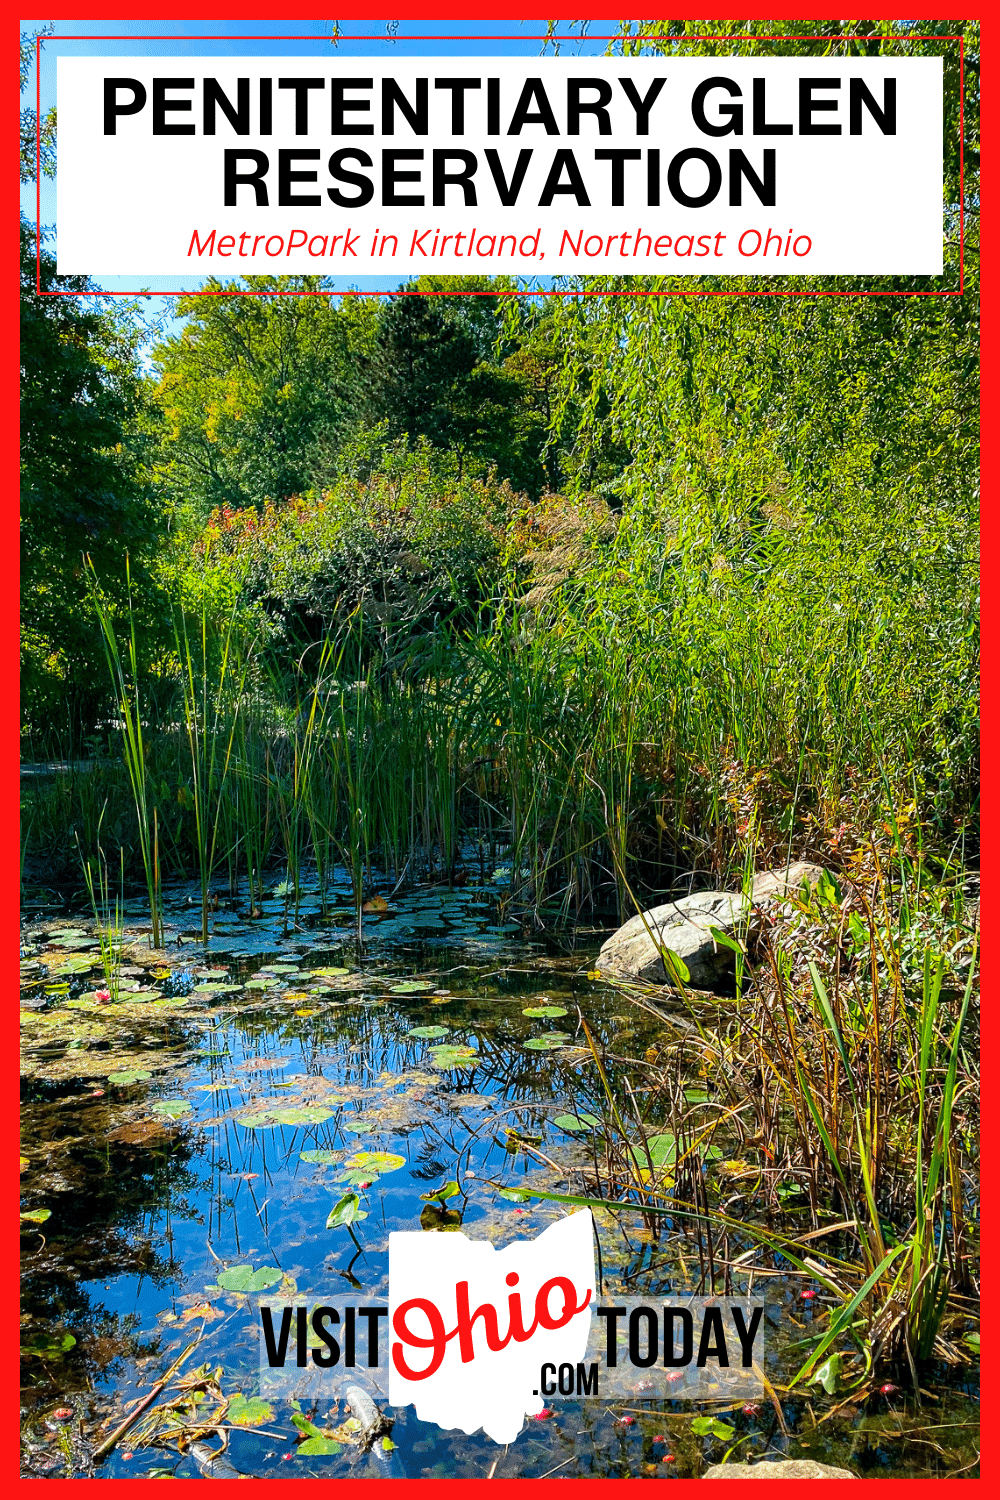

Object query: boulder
[595,889,749,989]
[750,861,827,904]
[596,863,828,991]
[703,1459,856,1479]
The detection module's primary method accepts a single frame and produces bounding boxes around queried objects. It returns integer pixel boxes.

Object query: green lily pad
[300,1149,340,1165]
[524,1033,570,1050]
[297,1437,342,1455]
[420,1180,460,1202]
[327,1192,367,1228]
[217,1265,283,1293]
[522,1005,569,1018]
[268,1107,334,1126]
[427,1044,479,1068]
[151,1099,192,1118]
[348,1151,405,1173]
[553,1112,601,1132]
[228,1394,275,1427]
[407,1025,450,1039]
[389,980,434,994]
[20,1208,51,1224]
[309,967,350,978]
[107,1069,152,1085]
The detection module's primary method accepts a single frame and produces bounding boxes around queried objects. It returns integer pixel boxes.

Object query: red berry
[662,1455,675,1463]
[653,1434,666,1443]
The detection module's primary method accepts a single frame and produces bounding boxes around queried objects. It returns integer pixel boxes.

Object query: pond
[20,873,979,1479]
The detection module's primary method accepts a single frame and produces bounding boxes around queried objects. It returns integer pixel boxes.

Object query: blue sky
[22,17,625,300]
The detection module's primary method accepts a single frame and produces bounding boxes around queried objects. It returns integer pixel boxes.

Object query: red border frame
[34,29,964,299]
[13,8,983,1492]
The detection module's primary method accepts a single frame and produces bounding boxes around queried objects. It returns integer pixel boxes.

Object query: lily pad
[244,1106,333,1128]
[420,1180,460,1202]
[107,1069,153,1085]
[300,1149,340,1165]
[217,1265,283,1293]
[524,1033,570,1050]
[20,1208,51,1224]
[151,1099,192,1118]
[407,1025,450,1039]
[327,1192,367,1228]
[309,967,350,978]
[297,1437,343,1456]
[522,1005,569,1018]
[389,980,434,994]
[427,1044,479,1068]
[228,1394,275,1427]
[348,1151,405,1173]
[553,1112,601,1132]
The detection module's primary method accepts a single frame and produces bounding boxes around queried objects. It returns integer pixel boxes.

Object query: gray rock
[750,861,827,904]
[703,1459,856,1479]
[596,863,828,991]
[596,889,749,989]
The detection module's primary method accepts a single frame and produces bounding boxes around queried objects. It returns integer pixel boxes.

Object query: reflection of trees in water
[21,1102,210,1405]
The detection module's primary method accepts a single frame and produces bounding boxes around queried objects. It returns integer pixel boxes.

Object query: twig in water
[93,1339,200,1461]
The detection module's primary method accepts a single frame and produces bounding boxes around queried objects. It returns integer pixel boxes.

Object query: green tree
[151,277,361,516]
[20,25,56,183]
[20,222,162,736]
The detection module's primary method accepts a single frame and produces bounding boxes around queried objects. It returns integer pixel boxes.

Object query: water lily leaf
[684,1088,711,1103]
[691,1416,735,1440]
[20,1208,51,1224]
[292,1414,324,1438]
[553,1112,601,1132]
[644,1133,678,1167]
[179,1300,224,1324]
[810,1353,843,1395]
[297,1437,342,1455]
[407,1025,450,1039]
[524,1034,569,1050]
[228,1394,275,1427]
[107,1069,152,1084]
[327,1192,365,1228]
[389,980,434,994]
[198,968,230,978]
[348,1151,405,1173]
[427,1044,478,1068]
[217,1265,283,1293]
[381,1437,396,1452]
[363,895,389,913]
[522,1005,569,1018]
[309,967,350,978]
[300,1149,340,1165]
[151,1099,192,1118]
[264,1107,334,1127]
[420,1180,461,1202]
